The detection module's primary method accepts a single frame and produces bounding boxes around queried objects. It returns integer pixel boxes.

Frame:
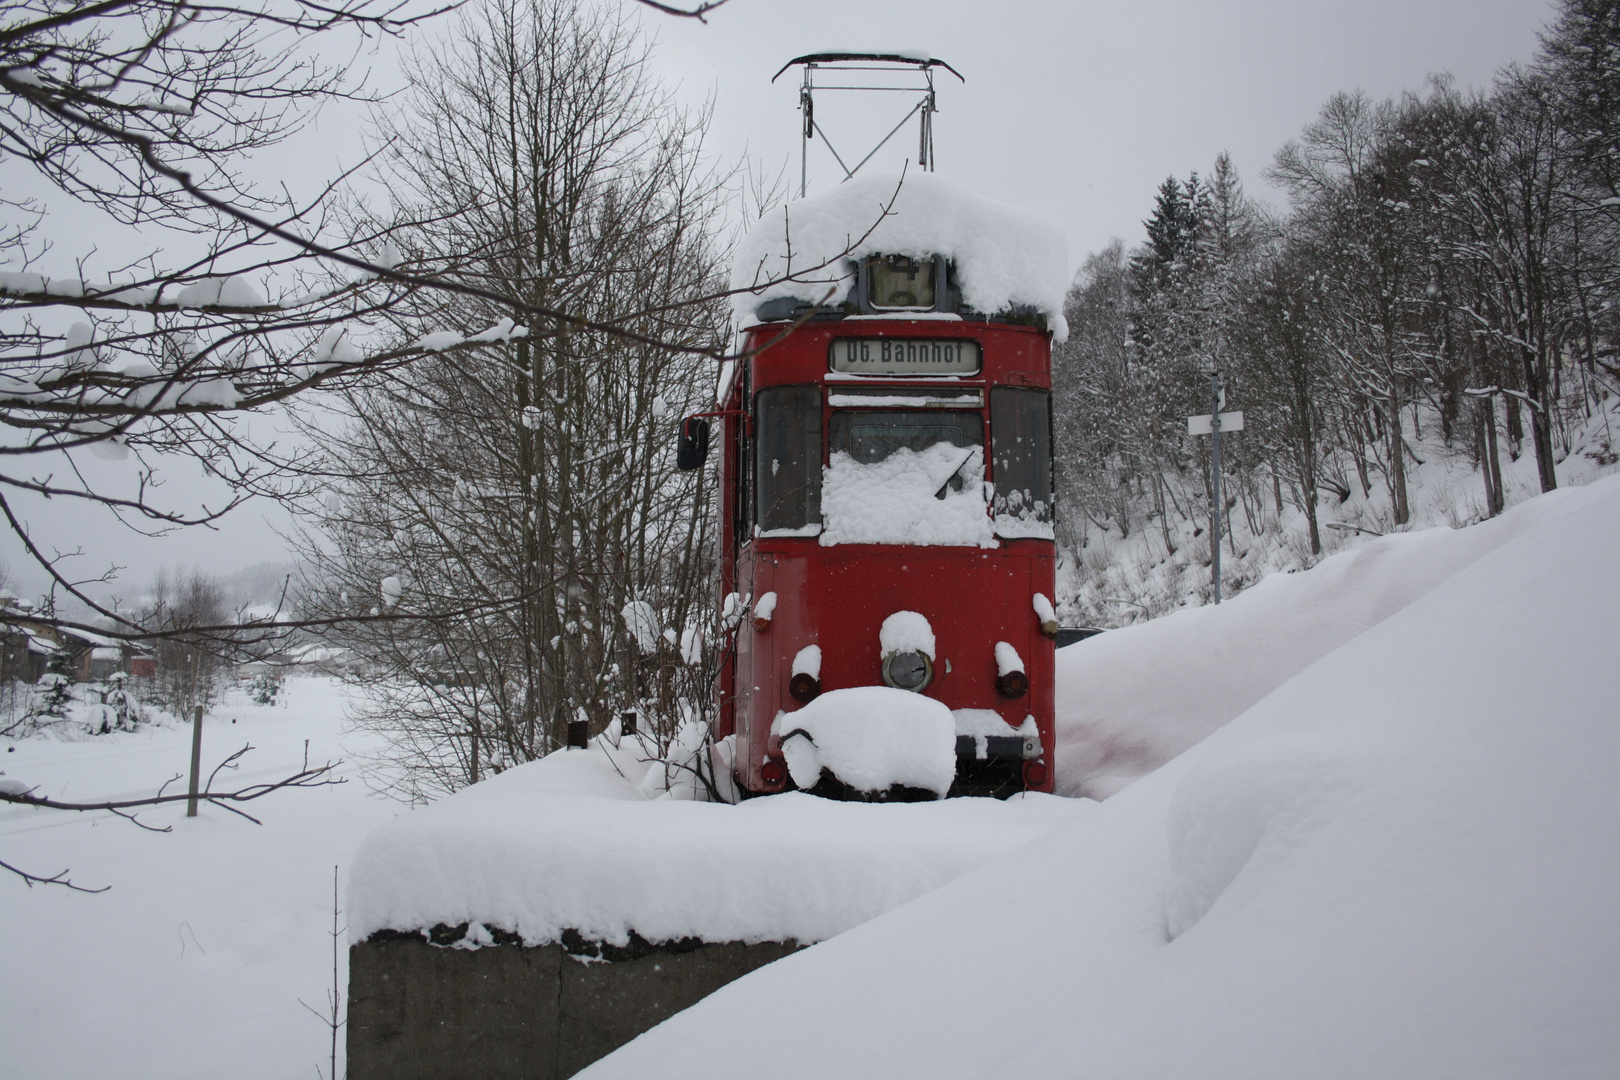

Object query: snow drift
[582,475,1620,1079]
[1053,493,1562,800]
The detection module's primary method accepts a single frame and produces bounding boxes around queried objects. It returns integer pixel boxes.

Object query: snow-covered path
[1,679,399,1080]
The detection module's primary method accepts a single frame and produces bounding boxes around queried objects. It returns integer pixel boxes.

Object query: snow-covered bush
[247,672,281,706]
[84,673,146,735]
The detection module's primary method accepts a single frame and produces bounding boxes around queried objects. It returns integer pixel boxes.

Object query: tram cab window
[866,255,937,311]
[753,385,822,534]
[990,387,1054,535]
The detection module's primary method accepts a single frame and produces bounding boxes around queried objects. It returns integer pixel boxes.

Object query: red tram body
[705,258,1059,799]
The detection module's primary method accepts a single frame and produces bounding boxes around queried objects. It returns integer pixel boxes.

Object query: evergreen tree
[36,650,73,720]
[1131,175,1201,296]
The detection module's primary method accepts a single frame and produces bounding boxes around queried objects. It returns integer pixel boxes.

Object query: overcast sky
[3,0,1559,605]
[646,0,1556,261]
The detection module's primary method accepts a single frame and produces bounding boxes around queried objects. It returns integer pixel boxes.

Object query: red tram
[683,251,1059,799]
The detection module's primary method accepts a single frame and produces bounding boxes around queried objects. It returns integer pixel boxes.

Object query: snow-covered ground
[0,679,399,1080]
[8,474,1620,1079]
[582,473,1620,1079]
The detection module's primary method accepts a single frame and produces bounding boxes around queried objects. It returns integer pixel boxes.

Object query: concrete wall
[349,933,799,1080]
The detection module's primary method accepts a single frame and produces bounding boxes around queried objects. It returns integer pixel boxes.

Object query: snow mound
[732,172,1069,340]
[773,686,955,796]
[348,731,1085,948]
[581,474,1620,1080]
[1052,489,1569,800]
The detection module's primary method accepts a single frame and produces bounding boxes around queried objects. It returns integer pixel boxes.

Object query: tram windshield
[820,409,993,547]
[750,393,1052,546]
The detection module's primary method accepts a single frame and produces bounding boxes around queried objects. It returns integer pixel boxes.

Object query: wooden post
[186,703,204,817]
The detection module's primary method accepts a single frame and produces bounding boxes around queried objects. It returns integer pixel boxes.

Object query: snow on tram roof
[730,172,1070,342]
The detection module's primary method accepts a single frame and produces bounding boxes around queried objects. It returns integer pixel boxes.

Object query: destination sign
[830,337,981,376]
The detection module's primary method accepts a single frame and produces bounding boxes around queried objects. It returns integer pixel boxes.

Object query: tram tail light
[789,672,821,703]
[761,759,787,786]
[996,670,1029,699]
[994,641,1027,698]
[1023,759,1049,789]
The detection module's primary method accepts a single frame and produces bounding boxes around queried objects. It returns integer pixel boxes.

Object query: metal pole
[186,703,204,816]
[1210,370,1223,605]
[800,67,811,198]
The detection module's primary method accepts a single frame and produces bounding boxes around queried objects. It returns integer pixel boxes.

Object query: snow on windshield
[820,443,994,547]
[731,172,1069,340]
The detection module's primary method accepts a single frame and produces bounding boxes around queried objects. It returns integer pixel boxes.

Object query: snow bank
[581,475,1620,1080]
[732,172,1069,339]
[1053,490,1569,800]
[821,444,994,547]
[348,734,1085,948]
[2,678,403,1080]
[773,686,956,796]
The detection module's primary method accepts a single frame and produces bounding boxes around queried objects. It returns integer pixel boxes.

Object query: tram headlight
[881,650,933,692]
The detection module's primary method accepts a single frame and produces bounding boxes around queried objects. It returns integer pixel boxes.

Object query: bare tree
[293,0,728,800]
[0,0,761,652]
[139,566,230,718]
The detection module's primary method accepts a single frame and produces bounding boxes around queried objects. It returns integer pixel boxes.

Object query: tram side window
[754,385,823,534]
[990,387,1054,534]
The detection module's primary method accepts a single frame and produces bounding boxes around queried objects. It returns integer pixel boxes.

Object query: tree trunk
[1388,394,1410,526]
[1523,344,1558,493]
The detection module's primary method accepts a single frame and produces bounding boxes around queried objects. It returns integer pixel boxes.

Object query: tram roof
[730,171,1070,341]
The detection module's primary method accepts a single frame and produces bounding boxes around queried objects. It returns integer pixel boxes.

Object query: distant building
[0,594,156,683]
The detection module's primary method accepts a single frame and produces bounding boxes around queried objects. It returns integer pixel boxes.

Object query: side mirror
[676,416,710,470]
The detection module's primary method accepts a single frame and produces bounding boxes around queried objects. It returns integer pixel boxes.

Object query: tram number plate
[830,338,982,376]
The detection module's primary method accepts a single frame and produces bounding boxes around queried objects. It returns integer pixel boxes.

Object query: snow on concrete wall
[347,736,1085,949]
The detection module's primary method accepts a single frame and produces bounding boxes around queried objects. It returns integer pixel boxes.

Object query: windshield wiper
[934,450,977,500]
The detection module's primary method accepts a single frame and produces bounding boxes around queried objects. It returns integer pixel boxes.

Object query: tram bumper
[954,733,1042,761]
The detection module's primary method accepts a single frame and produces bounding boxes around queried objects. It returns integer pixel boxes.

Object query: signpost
[1188,371,1244,605]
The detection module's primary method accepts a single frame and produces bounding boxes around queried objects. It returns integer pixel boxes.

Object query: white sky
[2,0,1558,604]
[645,0,1555,261]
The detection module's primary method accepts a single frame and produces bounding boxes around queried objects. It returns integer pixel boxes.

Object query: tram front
[684,172,1068,799]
